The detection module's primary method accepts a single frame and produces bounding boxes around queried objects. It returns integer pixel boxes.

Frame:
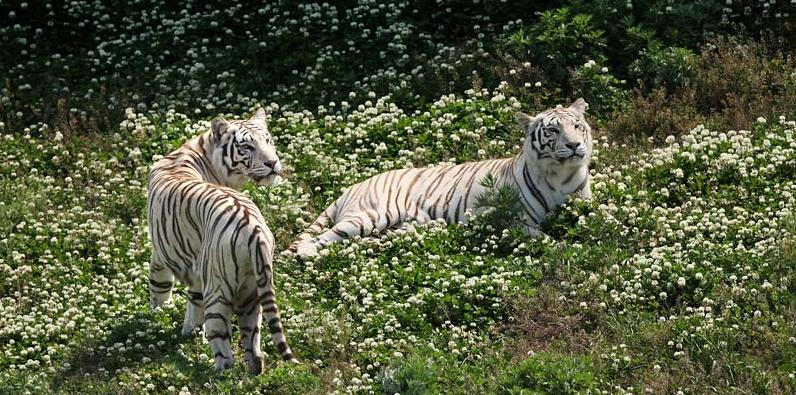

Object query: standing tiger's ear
[516,112,534,131]
[250,108,267,124]
[211,118,228,140]
[568,98,588,116]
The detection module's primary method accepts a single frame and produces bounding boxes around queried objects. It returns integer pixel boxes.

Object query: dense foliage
[1,0,796,394]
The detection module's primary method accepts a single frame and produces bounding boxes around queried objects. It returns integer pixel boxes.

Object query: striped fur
[147,109,297,374]
[290,99,593,258]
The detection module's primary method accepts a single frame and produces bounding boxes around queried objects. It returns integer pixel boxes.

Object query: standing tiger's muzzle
[248,163,286,186]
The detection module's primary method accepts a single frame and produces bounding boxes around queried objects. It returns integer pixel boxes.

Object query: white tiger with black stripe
[290,99,592,258]
[147,109,298,374]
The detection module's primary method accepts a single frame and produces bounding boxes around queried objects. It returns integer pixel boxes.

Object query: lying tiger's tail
[286,201,337,253]
[250,227,298,363]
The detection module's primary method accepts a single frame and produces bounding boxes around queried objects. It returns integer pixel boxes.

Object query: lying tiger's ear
[569,98,588,116]
[211,118,228,140]
[250,108,267,123]
[515,112,533,131]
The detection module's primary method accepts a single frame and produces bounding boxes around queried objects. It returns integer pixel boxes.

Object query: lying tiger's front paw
[295,241,319,259]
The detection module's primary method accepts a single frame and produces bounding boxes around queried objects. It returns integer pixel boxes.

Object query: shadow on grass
[50,309,214,390]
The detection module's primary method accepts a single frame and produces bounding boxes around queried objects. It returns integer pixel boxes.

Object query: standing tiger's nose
[565,142,581,151]
[263,159,277,168]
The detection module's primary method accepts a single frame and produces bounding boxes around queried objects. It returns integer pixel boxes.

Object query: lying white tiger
[147,109,298,374]
[290,99,592,258]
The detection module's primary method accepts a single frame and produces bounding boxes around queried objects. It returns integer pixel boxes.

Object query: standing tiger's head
[210,108,283,188]
[516,98,593,169]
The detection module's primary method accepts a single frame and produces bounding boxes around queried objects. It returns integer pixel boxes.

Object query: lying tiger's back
[332,158,514,226]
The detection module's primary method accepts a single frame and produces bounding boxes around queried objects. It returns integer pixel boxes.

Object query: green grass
[2,97,796,393]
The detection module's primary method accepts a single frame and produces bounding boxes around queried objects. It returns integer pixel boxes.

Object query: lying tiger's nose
[565,142,581,151]
[263,160,277,168]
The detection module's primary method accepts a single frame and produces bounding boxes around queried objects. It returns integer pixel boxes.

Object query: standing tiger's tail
[286,202,337,254]
[250,228,299,363]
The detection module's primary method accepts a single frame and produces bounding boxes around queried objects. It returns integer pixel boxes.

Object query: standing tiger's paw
[245,354,264,375]
[181,317,203,336]
[295,241,319,259]
[213,355,234,375]
[149,291,172,310]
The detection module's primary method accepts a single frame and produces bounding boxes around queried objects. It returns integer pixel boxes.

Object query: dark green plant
[471,172,526,250]
[377,354,439,395]
[630,44,697,92]
[500,352,597,394]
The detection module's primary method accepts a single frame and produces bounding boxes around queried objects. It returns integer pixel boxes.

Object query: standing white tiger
[147,109,298,374]
[290,99,593,258]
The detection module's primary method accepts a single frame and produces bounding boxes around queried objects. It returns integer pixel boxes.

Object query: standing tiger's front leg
[149,256,174,309]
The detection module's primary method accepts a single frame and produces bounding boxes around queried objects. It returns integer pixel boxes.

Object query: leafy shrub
[630,45,698,92]
[500,352,597,394]
[506,8,606,87]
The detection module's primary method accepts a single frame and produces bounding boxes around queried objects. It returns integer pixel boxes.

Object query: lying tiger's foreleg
[295,215,376,258]
[286,205,335,255]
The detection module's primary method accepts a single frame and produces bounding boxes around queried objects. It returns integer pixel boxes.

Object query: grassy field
[2,1,796,394]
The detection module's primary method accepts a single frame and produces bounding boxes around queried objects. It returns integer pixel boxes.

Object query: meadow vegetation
[1,0,796,393]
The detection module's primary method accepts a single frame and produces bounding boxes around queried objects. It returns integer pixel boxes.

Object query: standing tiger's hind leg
[181,284,205,336]
[237,290,265,375]
[149,256,174,309]
[204,294,235,373]
[295,215,374,258]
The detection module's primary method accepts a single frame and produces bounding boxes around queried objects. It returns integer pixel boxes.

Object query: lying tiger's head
[516,98,592,169]
[211,108,283,187]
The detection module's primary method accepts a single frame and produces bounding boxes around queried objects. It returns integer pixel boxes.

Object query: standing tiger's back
[146,109,297,374]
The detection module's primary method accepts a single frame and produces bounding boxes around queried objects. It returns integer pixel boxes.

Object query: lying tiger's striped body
[291,99,592,258]
[147,109,297,374]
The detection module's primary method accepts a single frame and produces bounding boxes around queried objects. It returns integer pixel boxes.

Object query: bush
[506,8,606,87]
[630,44,698,92]
[607,37,796,142]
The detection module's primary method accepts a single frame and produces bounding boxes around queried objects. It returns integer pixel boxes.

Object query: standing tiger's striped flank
[289,99,593,258]
[147,108,298,374]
